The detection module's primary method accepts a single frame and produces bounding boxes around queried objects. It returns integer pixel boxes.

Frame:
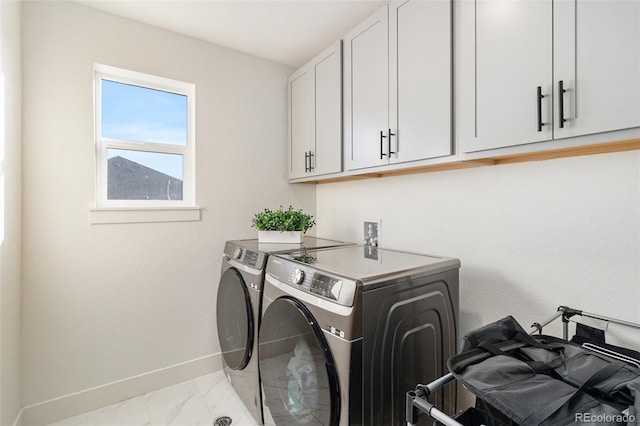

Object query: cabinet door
[460,0,553,153]
[554,0,640,139]
[389,0,452,163]
[288,68,314,179]
[344,7,390,170]
[313,41,342,176]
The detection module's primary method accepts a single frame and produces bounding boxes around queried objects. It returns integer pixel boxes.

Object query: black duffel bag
[448,316,640,425]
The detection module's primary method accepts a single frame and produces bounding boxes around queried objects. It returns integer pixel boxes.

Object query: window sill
[90,206,201,224]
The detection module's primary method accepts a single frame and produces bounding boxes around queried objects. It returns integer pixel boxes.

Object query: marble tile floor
[46,371,260,426]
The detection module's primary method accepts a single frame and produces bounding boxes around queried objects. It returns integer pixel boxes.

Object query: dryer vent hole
[213,417,232,426]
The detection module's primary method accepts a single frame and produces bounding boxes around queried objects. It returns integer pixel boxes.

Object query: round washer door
[259,297,340,426]
[216,267,254,370]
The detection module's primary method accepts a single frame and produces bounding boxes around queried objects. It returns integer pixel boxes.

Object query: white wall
[317,151,640,347]
[0,1,23,425]
[21,0,314,420]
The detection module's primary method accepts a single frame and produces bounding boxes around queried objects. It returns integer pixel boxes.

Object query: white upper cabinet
[289,68,314,178]
[345,1,452,170]
[473,0,553,151]
[554,0,640,139]
[314,44,343,176]
[458,0,640,154]
[390,0,453,163]
[344,7,390,170]
[288,41,342,179]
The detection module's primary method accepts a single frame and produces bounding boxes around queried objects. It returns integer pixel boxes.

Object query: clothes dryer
[216,237,352,424]
[258,246,460,426]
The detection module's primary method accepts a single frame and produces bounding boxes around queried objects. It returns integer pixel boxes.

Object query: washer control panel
[268,259,357,307]
[310,274,343,301]
[292,268,305,285]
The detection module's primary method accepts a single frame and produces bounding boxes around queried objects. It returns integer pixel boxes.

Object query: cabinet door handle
[388,129,396,156]
[537,86,546,132]
[558,80,567,129]
[304,151,309,172]
[380,131,387,159]
[309,151,314,171]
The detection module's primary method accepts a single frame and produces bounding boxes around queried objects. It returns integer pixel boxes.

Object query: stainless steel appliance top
[228,236,352,254]
[275,245,460,284]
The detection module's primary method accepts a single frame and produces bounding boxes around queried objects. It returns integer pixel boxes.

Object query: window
[93,64,197,220]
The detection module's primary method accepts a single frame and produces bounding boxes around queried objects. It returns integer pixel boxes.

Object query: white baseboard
[22,353,222,426]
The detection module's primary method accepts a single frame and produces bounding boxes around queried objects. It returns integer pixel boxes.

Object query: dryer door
[259,297,340,426]
[216,267,254,370]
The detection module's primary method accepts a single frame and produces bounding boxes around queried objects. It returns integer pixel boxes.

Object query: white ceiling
[73,0,389,68]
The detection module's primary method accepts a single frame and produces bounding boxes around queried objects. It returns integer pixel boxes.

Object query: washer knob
[292,268,305,285]
[233,247,242,260]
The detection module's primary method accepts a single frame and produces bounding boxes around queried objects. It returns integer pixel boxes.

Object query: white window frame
[92,64,197,222]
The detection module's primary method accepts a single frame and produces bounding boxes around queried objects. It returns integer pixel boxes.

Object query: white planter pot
[258,230,304,244]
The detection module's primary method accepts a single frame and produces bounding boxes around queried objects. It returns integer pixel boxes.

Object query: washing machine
[258,245,460,426]
[216,237,353,424]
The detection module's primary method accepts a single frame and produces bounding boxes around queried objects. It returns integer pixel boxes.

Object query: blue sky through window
[102,79,187,179]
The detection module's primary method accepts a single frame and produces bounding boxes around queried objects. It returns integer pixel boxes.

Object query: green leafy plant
[251,206,316,233]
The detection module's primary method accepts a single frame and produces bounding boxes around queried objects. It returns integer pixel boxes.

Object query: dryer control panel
[223,242,267,271]
[236,249,260,267]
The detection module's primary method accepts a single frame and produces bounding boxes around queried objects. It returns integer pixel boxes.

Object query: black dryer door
[216,267,254,370]
[259,297,340,426]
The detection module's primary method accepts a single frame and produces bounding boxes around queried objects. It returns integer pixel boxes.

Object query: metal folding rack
[405,305,640,426]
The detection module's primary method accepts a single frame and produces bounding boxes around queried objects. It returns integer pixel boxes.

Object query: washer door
[259,297,340,426]
[216,267,254,370]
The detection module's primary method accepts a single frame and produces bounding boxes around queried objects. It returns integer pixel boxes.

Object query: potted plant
[251,206,315,243]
